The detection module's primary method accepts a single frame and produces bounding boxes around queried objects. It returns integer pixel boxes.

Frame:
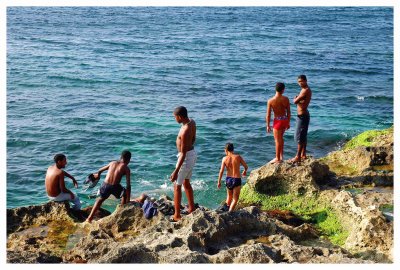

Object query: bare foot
[169,216,181,222]
[269,158,278,164]
[288,157,301,164]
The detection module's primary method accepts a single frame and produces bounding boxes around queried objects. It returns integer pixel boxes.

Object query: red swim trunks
[273,116,289,130]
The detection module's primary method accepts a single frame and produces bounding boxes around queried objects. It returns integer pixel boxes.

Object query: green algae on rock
[344,126,393,150]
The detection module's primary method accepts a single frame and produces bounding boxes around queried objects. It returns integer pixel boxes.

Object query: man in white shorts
[170,106,197,222]
[45,153,81,210]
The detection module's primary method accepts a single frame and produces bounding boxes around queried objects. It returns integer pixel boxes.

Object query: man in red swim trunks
[266,82,291,164]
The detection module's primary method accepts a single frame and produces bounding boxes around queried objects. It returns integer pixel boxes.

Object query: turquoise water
[7,7,393,210]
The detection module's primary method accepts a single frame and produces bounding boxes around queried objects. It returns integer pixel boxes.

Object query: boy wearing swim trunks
[217,143,248,212]
[266,82,291,164]
[86,150,132,223]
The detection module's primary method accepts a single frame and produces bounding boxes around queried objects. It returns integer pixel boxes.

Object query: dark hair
[225,143,234,152]
[275,82,285,93]
[174,106,188,118]
[298,74,307,81]
[54,153,66,163]
[121,150,131,162]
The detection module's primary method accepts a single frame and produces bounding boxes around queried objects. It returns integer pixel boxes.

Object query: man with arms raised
[290,75,312,164]
[86,150,132,223]
[45,153,81,210]
[170,106,197,222]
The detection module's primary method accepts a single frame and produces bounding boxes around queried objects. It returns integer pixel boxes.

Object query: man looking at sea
[170,106,197,222]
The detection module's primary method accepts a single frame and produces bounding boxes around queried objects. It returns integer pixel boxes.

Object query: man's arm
[170,127,190,182]
[63,170,78,188]
[125,167,131,202]
[293,89,307,104]
[239,156,248,176]
[217,158,226,189]
[59,173,74,199]
[94,163,111,180]
[266,100,272,133]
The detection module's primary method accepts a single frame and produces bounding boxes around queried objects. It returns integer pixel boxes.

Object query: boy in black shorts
[217,143,248,212]
[86,150,132,223]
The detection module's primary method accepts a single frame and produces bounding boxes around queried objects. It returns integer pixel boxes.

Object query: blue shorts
[225,177,242,190]
[295,112,310,144]
[99,182,125,199]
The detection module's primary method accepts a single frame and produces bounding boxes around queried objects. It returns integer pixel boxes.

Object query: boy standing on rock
[45,153,81,210]
[266,82,291,164]
[86,150,132,223]
[217,143,248,212]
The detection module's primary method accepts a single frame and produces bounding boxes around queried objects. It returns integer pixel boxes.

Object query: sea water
[7,7,393,210]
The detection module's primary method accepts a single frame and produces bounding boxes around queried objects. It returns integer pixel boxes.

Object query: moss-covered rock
[344,126,393,150]
[320,126,393,186]
[239,185,348,246]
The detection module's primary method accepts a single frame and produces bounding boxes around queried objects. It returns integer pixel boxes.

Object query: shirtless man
[45,153,81,210]
[86,150,131,223]
[170,106,197,222]
[290,75,312,163]
[217,143,248,212]
[266,82,291,164]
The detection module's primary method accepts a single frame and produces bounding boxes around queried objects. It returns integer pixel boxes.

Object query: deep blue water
[7,7,393,210]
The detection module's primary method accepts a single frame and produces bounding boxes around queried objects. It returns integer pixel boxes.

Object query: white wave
[356,96,365,101]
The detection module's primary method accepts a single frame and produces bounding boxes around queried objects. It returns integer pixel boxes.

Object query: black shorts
[295,113,310,144]
[99,182,125,199]
[225,177,242,190]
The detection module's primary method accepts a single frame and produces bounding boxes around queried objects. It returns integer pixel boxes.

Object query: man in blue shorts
[290,75,312,164]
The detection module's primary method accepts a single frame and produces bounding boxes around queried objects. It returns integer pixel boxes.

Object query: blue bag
[142,199,158,219]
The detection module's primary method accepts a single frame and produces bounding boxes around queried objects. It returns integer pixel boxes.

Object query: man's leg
[301,143,307,159]
[226,187,233,207]
[273,128,280,162]
[183,179,195,213]
[229,186,241,212]
[86,197,106,223]
[173,183,182,221]
[70,193,81,211]
[278,129,285,161]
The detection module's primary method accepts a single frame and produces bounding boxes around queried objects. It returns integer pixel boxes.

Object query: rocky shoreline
[6,127,393,263]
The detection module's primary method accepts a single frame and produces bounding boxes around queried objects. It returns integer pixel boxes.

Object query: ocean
[7,7,393,210]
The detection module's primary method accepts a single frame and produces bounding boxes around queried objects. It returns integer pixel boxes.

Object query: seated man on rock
[86,150,132,223]
[45,153,81,210]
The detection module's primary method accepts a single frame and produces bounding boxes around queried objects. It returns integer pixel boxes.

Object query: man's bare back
[268,95,290,118]
[223,154,246,178]
[176,119,196,153]
[45,165,64,197]
[97,161,130,186]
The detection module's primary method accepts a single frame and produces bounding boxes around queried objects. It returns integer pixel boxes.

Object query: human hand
[93,173,100,180]
[170,171,178,183]
[242,170,247,177]
[267,126,272,133]
[217,181,221,189]
[73,179,78,188]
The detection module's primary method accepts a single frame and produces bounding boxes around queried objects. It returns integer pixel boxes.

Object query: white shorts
[48,192,81,210]
[176,149,197,185]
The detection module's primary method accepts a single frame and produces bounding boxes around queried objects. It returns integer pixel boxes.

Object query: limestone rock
[246,158,330,195]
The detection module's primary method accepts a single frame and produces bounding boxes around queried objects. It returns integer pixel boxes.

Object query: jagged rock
[328,190,393,262]
[246,158,330,195]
